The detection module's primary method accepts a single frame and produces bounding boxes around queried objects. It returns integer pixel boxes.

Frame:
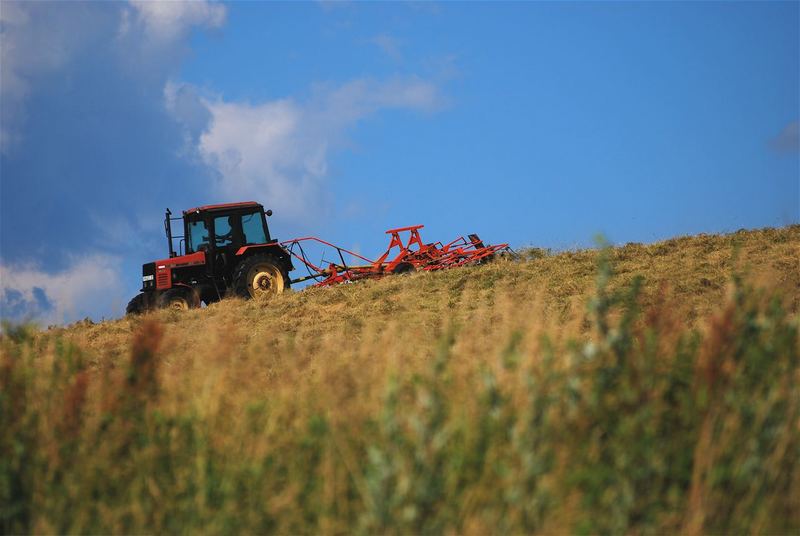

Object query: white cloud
[0,1,102,152]
[123,0,226,43]
[0,254,124,325]
[370,33,403,61]
[167,76,443,221]
[0,2,29,100]
[0,1,227,153]
[770,119,799,154]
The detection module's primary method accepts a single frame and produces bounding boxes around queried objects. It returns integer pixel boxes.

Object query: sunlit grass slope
[2,225,799,534]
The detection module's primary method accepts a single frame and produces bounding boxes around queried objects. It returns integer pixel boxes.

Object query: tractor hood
[152,251,206,290]
[153,251,206,269]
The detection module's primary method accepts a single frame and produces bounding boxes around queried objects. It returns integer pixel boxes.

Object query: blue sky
[1,1,798,324]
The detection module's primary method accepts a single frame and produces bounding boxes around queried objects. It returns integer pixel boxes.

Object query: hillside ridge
[55,224,799,361]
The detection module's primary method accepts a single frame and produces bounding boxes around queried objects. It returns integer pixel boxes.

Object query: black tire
[233,254,288,300]
[158,288,198,311]
[392,262,416,275]
[197,284,220,306]
[126,293,147,315]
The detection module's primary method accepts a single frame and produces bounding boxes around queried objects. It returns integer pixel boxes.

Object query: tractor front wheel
[234,254,287,300]
[126,293,147,315]
[158,288,198,311]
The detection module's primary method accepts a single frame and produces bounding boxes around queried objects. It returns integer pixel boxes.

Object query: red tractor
[126,201,293,313]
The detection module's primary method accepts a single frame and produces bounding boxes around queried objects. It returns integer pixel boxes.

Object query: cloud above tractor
[0,0,226,154]
[0,2,110,152]
[166,76,444,221]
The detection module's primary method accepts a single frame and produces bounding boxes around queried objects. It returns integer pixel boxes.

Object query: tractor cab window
[212,212,266,248]
[187,220,209,253]
[241,212,267,244]
[214,215,245,247]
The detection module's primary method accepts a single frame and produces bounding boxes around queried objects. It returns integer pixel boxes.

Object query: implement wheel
[392,262,416,275]
[234,254,287,300]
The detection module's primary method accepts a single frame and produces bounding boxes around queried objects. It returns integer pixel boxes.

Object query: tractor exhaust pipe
[165,208,176,258]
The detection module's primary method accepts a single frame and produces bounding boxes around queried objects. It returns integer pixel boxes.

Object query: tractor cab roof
[183,201,262,215]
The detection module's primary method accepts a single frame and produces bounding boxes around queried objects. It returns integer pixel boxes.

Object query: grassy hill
[2,225,799,534]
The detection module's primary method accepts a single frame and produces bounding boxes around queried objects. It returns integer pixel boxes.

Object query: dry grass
[2,225,799,534]
[58,225,800,362]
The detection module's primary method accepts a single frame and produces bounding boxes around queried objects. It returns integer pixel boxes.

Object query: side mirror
[266,209,273,217]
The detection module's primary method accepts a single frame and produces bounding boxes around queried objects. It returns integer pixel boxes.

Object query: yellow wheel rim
[247,263,285,300]
[168,297,189,310]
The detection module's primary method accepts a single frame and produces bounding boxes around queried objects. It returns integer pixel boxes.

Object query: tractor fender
[171,282,196,292]
[235,243,294,272]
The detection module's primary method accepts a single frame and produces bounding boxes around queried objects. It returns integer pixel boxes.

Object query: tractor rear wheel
[158,288,198,311]
[234,254,287,300]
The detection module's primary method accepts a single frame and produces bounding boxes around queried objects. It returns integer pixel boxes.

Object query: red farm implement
[282,224,511,288]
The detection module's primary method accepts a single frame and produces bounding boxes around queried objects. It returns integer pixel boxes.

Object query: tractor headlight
[142,275,154,282]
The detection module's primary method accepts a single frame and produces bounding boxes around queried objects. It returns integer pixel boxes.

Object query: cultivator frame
[282,225,510,288]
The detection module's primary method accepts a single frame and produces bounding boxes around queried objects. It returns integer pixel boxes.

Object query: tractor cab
[180,202,275,273]
[127,201,293,314]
